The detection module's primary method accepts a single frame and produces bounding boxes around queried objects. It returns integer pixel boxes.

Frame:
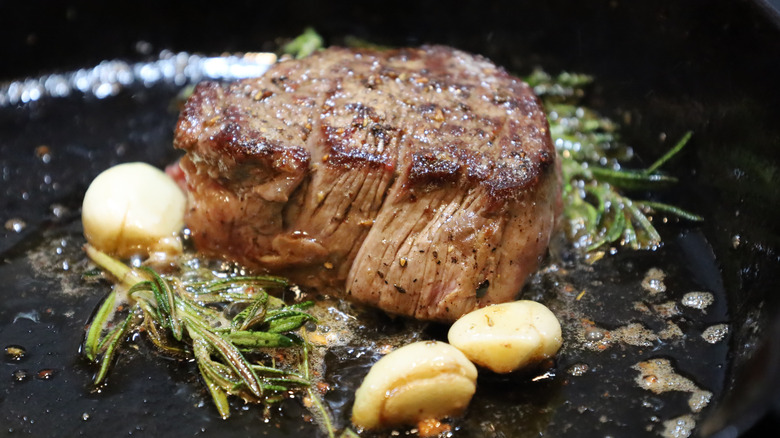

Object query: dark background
[1,0,779,436]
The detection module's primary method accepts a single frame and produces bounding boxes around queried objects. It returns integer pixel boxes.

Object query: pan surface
[1,1,779,437]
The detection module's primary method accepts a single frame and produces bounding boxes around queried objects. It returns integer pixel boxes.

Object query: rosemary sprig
[527,69,702,253]
[282,27,325,59]
[82,245,315,419]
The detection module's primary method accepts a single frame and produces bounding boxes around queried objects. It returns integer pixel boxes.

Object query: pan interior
[0,67,728,438]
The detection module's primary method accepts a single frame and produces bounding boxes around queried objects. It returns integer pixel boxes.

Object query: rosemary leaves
[526,69,701,253]
[82,245,315,419]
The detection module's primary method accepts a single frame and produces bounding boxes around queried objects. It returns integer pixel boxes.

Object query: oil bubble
[5,345,26,361]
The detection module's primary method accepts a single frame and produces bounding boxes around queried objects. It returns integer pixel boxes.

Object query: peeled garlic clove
[82,162,186,258]
[448,300,562,373]
[352,341,477,430]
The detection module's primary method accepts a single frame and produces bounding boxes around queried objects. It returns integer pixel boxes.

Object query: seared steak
[174,46,559,322]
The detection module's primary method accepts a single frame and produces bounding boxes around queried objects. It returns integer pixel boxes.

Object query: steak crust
[174,46,559,322]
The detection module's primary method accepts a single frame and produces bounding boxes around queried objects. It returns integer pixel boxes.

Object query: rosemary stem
[644,131,693,174]
[301,331,336,438]
[84,289,117,361]
[85,244,145,286]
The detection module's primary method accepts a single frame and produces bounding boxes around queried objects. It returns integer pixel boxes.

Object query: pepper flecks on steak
[174,46,560,322]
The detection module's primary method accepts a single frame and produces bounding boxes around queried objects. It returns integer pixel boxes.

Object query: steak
[174,46,560,322]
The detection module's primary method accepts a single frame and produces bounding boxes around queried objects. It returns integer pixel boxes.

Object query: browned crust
[176,46,555,203]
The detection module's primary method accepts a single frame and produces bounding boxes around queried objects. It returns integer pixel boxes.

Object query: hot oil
[297,228,729,437]
[12,220,729,437]
[453,229,729,437]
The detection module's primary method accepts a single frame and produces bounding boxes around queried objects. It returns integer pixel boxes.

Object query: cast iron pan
[1,1,779,437]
